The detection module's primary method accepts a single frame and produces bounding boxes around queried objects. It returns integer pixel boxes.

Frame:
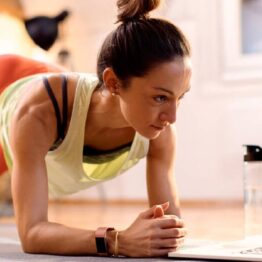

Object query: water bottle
[243,145,262,237]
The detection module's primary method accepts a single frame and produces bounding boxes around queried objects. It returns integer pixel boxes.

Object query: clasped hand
[119,202,187,257]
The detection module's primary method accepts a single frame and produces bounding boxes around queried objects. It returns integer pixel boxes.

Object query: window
[242,0,262,54]
[221,0,262,82]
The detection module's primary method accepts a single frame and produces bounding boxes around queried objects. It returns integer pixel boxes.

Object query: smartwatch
[95,227,115,255]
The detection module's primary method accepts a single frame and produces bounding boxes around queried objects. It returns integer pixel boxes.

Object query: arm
[115,125,187,257]
[10,78,100,255]
[146,124,181,217]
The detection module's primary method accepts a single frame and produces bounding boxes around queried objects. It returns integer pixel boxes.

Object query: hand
[153,202,168,218]
[119,202,187,257]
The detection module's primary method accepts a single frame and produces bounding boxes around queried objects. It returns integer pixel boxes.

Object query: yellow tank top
[0,73,149,197]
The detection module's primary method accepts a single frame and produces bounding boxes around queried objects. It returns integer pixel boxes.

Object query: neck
[87,89,130,131]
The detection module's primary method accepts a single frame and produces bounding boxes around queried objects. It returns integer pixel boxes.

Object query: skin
[10,56,191,257]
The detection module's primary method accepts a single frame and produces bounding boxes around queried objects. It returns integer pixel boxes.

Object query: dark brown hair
[97,0,191,87]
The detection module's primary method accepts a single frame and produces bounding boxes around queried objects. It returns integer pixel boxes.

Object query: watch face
[95,227,115,255]
[96,237,107,253]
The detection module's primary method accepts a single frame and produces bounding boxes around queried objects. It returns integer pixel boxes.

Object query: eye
[179,95,185,100]
[153,95,168,103]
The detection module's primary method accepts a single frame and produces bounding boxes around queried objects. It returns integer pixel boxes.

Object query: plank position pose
[0,0,192,257]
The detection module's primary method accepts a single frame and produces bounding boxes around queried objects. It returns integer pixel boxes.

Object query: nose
[160,103,177,125]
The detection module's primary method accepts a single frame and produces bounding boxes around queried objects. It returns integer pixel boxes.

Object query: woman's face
[118,57,192,139]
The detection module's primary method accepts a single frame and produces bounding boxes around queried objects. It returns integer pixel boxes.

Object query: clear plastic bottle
[243,145,262,237]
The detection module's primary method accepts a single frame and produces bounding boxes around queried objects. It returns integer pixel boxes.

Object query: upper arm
[10,80,56,244]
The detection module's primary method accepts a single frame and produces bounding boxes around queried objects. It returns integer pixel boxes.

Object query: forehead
[128,57,192,93]
[146,57,192,79]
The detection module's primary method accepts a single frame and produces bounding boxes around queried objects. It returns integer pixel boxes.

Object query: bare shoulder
[148,125,176,157]
[14,73,79,111]
[10,73,80,156]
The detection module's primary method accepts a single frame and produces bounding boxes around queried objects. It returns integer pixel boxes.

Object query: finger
[159,227,188,238]
[164,236,185,248]
[161,201,169,211]
[140,202,170,219]
[140,205,159,219]
[152,236,185,249]
[153,202,170,218]
[157,217,185,228]
[153,205,164,218]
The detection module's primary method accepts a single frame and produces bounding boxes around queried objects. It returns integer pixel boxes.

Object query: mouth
[151,125,165,131]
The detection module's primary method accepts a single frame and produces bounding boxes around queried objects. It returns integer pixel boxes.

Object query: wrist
[116,231,125,256]
[95,227,115,256]
[107,230,116,256]
[107,230,125,257]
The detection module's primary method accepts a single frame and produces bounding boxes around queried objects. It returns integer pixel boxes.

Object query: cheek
[119,100,138,124]
[120,95,160,125]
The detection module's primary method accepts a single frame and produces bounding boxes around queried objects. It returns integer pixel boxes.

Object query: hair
[97,0,191,88]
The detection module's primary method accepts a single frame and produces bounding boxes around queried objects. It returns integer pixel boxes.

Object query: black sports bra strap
[43,75,68,143]
[61,75,68,137]
[43,77,63,142]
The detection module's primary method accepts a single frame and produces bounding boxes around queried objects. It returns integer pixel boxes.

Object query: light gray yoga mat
[0,224,208,261]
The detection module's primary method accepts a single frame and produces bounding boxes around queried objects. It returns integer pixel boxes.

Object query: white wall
[22,0,118,71]
[21,0,262,201]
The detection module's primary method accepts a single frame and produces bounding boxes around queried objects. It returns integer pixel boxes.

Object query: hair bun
[117,0,160,23]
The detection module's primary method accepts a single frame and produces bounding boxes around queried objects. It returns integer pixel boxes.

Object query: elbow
[20,226,42,254]
[22,240,40,254]
[21,234,37,254]
[22,242,35,254]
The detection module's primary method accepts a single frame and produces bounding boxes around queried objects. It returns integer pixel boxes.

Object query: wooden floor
[0,200,244,241]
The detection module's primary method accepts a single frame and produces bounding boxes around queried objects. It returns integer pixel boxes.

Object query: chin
[137,129,162,140]
[150,133,161,140]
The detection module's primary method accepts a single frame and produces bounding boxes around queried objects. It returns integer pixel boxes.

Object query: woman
[0,0,191,257]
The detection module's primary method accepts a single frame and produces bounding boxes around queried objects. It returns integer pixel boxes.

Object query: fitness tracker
[95,227,115,255]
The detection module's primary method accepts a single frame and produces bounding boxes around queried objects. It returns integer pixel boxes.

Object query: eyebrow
[154,87,174,96]
[153,86,191,96]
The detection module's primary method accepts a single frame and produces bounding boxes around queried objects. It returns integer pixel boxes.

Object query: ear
[102,68,120,95]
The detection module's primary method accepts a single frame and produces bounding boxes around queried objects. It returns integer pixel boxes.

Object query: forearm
[23,221,115,255]
[146,157,181,217]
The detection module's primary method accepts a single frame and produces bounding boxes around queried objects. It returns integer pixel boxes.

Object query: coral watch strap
[95,227,115,255]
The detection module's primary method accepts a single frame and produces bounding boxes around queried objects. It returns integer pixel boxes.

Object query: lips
[151,125,165,131]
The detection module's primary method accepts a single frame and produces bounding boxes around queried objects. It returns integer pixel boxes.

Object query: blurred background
[1,0,262,205]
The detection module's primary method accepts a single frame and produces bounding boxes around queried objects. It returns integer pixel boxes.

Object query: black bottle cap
[243,145,262,162]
